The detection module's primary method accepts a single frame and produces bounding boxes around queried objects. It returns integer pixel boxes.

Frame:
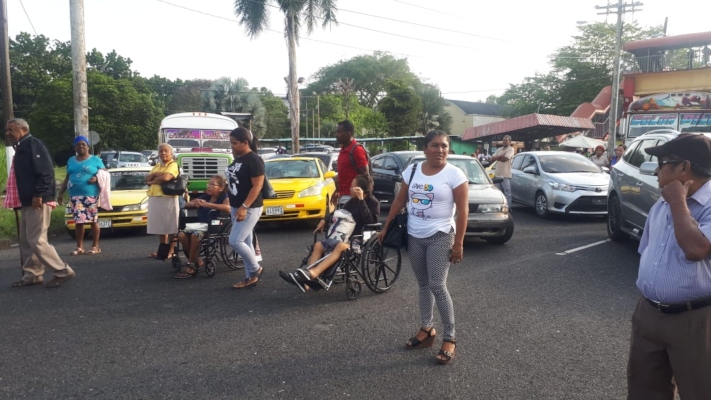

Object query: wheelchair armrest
[364,223,382,231]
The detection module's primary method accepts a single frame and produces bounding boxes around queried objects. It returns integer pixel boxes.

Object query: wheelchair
[297,223,402,300]
[170,211,241,277]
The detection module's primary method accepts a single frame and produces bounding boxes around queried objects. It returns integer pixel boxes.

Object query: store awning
[462,113,595,142]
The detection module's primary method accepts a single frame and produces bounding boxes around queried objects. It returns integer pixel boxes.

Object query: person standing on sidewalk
[490,135,514,206]
[6,118,75,288]
[627,134,711,400]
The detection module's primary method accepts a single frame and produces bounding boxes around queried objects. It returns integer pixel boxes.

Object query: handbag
[161,170,188,196]
[382,163,418,249]
[261,175,277,199]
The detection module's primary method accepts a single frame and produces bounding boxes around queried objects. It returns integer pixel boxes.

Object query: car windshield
[118,153,147,163]
[394,152,422,165]
[265,160,320,179]
[538,154,601,173]
[297,154,330,167]
[110,171,149,190]
[411,158,489,184]
[203,140,231,149]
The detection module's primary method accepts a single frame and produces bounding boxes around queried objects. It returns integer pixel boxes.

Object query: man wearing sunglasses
[627,134,711,400]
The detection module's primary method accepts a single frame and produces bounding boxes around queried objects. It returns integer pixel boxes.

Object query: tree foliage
[379,80,422,137]
[306,52,419,108]
[201,77,266,137]
[414,83,452,134]
[496,22,663,117]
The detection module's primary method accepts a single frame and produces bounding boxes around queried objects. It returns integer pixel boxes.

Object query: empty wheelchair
[294,222,402,300]
[171,213,241,277]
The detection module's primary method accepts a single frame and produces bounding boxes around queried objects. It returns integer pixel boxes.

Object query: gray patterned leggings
[408,229,456,340]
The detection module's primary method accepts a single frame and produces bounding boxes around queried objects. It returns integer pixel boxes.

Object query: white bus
[157,112,238,153]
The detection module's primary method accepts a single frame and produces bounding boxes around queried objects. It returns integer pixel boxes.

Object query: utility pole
[315,94,320,139]
[304,100,309,139]
[0,0,14,174]
[70,0,88,139]
[595,0,643,155]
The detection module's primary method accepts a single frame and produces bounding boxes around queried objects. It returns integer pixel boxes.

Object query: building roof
[623,31,711,54]
[445,99,509,116]
[462,113,595,142]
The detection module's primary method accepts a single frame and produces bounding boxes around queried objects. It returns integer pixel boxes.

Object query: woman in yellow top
[145,143,180,258]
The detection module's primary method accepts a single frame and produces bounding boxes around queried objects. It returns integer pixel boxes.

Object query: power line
[154,0,427,58]
[338,22,482,50]
[442,89,507,94]
[337,7,506,42]
[391,0,466,20]
[18,0,37,35]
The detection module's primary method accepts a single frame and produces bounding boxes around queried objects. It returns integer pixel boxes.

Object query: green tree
[29,71,164,155]
[257,88,290,139]
[414,83,452,134]
[378,80,422,137]
[169,79,213,113]
[86,48,135,79]
[306,52,419,108]
[498,22,663,117]
[202,77,267,137]
[233,0,338,155]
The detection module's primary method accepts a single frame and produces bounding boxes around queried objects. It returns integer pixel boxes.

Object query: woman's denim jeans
[229,206,263,277]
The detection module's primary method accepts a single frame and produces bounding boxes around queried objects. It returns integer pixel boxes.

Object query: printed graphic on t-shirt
[226,162,242,196]
[410,182,435,220]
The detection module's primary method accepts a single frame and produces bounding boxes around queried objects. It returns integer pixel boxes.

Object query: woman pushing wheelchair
[279,174,379,292]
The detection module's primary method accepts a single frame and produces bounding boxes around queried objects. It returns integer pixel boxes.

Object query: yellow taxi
[485,161,497,179]
[65,167,151,237]
[261,157,336,222]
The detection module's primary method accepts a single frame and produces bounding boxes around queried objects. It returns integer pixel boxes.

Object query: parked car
[296,152,339,172]
[402,155,514,244]
[607,129,711,241]
[370,151,422,203]
[99,151,150,168]
[64,167,151,237]
[510,151,610,218]
[260,157,336,222]
[301,144,335,153]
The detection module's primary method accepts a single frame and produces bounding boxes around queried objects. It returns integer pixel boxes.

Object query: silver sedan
[510,151,610,218]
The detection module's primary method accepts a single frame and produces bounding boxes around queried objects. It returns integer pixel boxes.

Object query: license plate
[98,219,112,228]
[265,206,283,216]
[592,199,606,205]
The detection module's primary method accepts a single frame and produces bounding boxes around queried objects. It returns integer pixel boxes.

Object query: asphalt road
[0,205,643,400]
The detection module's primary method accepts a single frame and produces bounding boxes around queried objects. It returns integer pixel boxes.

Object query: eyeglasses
[658,159,684,169]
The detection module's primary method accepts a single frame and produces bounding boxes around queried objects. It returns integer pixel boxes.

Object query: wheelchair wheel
[205,260,216,278]
[219,224,242,270]
[345,280,361,300]
[361,235,401,293]
[171,255,182,271]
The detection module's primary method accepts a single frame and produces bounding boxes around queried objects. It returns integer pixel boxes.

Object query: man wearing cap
[627,134,711,399]
[5,118,76,288]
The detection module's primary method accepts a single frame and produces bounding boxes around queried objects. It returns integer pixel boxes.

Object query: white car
[510,151,610,218]
[100,151,150,168]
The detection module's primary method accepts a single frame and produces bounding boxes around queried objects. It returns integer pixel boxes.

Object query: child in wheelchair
[279,174,379,292]
[173,175,231,279]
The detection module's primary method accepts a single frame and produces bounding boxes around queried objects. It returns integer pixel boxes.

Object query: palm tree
[233,0,338,153]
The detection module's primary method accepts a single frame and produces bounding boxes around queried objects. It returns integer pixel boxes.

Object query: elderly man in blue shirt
[628,134,711,400]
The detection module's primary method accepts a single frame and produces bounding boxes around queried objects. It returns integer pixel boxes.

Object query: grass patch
[0,165,68,241]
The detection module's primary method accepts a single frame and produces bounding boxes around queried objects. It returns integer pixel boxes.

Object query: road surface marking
[556,239,611,255]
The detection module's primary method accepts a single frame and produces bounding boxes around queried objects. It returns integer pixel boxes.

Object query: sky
[6,0,711,103]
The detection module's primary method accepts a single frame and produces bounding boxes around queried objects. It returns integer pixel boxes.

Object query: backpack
[349,143,372,176]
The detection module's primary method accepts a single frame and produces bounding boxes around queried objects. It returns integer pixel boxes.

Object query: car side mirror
[324,171,336,179]
[523,166,537,174]
[492,177,503,184]
[640,161,658,176]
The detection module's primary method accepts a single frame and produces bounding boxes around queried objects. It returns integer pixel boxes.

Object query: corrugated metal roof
[624,31,711,54]
[462,114,595,141]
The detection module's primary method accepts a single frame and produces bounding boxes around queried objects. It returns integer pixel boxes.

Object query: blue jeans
[495,177,512,207]
[229,206,263,277]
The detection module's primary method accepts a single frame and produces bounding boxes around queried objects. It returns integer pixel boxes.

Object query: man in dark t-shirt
[333,120,368,207]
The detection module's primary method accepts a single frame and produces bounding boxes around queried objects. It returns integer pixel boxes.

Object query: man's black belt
[646,296,711,314]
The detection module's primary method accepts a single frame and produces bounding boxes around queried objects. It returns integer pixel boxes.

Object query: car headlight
[124,198,149,212]
[298,182,325,198]
[477,204,509,213]
[547,181,575,192]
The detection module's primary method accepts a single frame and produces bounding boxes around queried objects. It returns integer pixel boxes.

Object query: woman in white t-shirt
[379,130,469,365]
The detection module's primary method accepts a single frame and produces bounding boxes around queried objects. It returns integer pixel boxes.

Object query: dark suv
[370,151,421,203]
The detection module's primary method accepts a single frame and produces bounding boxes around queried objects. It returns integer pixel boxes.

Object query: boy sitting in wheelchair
[279,174,380,292]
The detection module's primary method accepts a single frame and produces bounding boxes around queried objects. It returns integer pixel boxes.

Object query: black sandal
[174,264,197,279]
[436,339,457,365]
[405,327,436,349]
